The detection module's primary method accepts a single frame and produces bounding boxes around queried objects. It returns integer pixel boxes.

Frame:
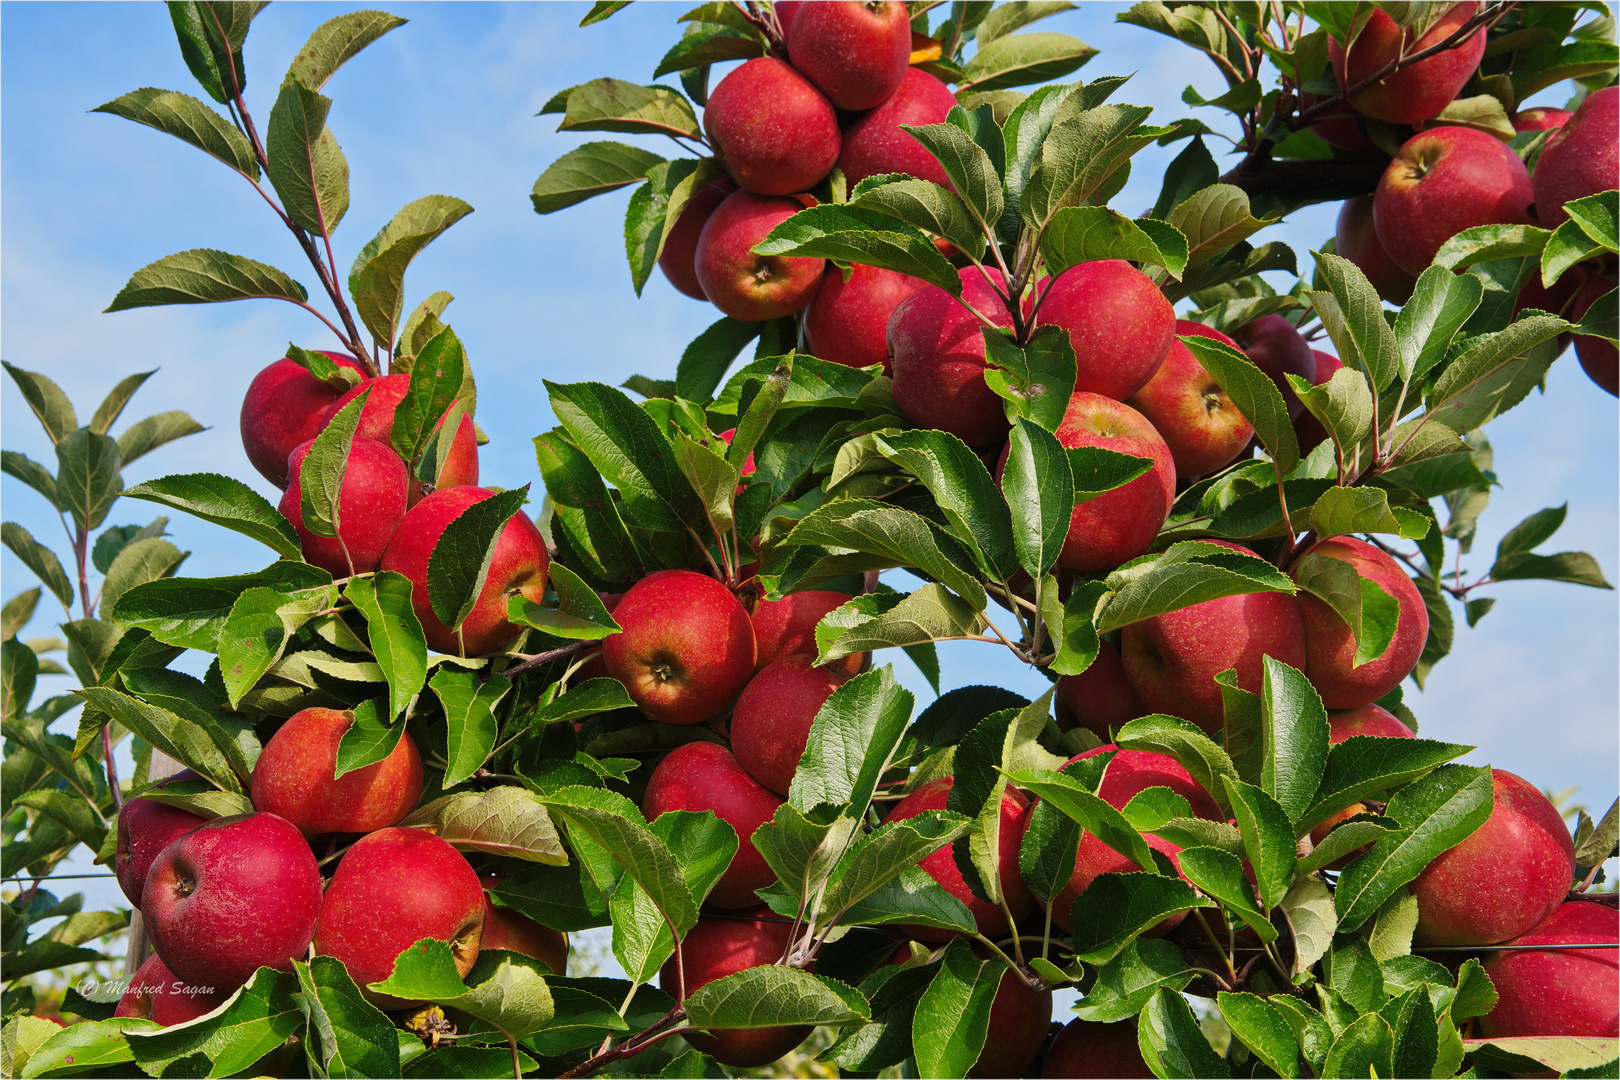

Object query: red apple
[114,953,232,1026]
[730,655,852,796]
[1121,545,1308,734]
[751,589,860,672]
[278,437,409,577]
[1069,744,1223,822]
[480,893,568,975]
[968,968,1053,1079]
[1481,901,1619,1038]
[658,178,737,300]
[837,67,959,188]
[704,57,839,196]
[249,706,424,836]
[1046,392,1177,573]
[1574,271,1619,397]
[1292,535,1429,709]
[1032,260,1177,401]
[1293,350,1345,453]
[659,909,809,1067]
[885,776,1034,941]
[788,1,911,111]
[1513,107,1573,133]
[803,263,927,372]
[142,812,322,990]
[239,353,364,488]
[1329,3,1486,125]
[323,373,479,499]
[1336,195,1417,305]
[1052,829,1187,934]
[1043,1018,1154,1078]
[1230,316,1317,420]
[773,0,804,41]
[1374,126,1535,276]
[1412,769,1576,947]
[601,570,756,725]
[890,266,1015,447]
[1532,86,1617,227]
[378,485,550,656]
[115,770,205,907]
[315,826,486,1008]
[693,190,826,321]
[1054,641,1148,740]
[1127,326,1254,480]
[643,740,782,909]
[1303,92,1379,153]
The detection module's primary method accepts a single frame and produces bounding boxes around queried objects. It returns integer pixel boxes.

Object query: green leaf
[1426,314,1571,432]
[116,410,208,464]
[1180,845,1277,943]
[423,785,567,864]
[675,317,761,403]
[547,381,699,533]
[111,560,331,650]
[1096,540,1297,634]
[294,956,401,1078]
[1010,767,1158,876]
[18,1018,153,1078]
[344,572,427,719]
[1181,332,1299,475]
[686,966,867,1029]
[1301,735,1473,832]
[812,584,989,664]
[624,158,708,297]
[125,473,301,558]
[789,665,913,819]
[1072,937,1196,1022]
[1291,547,1402,667]
[999,418,1074,578]
[333,698,404,778]
[653,24,765,78]
[1322,1012,1394,1079]
[1394,266,1485,384]
[539,785,698,934]
[265,79,349,236]
[1,451,59,510]
[217,585,328,707]
[284,9,407,92]
[531,141,665,214]
[452,950,557,1041]
[959,31,1097,92]
[93,87,259,177]
[912,942,1003,1078]
[824,812,971,921]
[163,1,261,108]
[1491,550,1613,588]
[431,665,511,786]
[900,114,1004,229]
[54,430,123,534]
[977,0,1076,44]
[1139,985,1230,1078]
[1042,206,1189,278]
[1025,102,1160,225]
[980,325,1077,433]
[1564,189,1619,252]
[550,78,701,139]
[1,524,74,611]
[105,247,307,311]
[1335,764,1495,931]
[101,538,188,617]
[786,499,985,610]
[1115,714,1239,815]
[1279,874,1338,979]
[1259,657,1330,825]
[425,486,530,632]
[850,176,982,257]
[752,203,959,293]
[298,387,367,545]
[1219,992,1301,1077]
[350,197,474,351]
[1310,254,1402,393]
[1463,1037,1620,1077]
[2,363,77,445]
[1069,872,1207,965]
[1220,776,1294,911]
[2,589,40,642]
[1168,183,1269,268]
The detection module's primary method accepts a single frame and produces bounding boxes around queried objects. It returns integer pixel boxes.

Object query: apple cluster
[1320,3,1618,394]
[109,710,569,1026]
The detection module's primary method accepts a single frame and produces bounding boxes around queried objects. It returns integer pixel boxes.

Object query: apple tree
[2,3,1617,1079]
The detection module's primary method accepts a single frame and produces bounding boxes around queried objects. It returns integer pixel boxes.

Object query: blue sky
[3,2,1615,925]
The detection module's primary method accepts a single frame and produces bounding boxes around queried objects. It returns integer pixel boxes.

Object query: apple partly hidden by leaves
[249,706,424,837]
[1054,640,1148,740]
[968,966,1053,1079]
[1512,106,1573,132]
[693,190,827,321]
[658,908,811,1067]
[836,67,959,188]
[142,812,323,991]
[803,263,927,372]
[1309,704,1415,867]
[1293,349,1344,453]
[379,485,549,656]
[278,436,409,576]
[643,739,781,909]
[1293,535,1430,709]
[1481,900,1620,1038]
[314,826,486,1008]
[479,891,568,976]
[1048,392,1177,573]
[890,266,1015,448]
[239,352,363,488]
[1127,324,1255,480]
[1228,315,1317,420]
[750,588,862,672]
[114,953,232,1027]
[730,654,852,797]
[323,373,480,499]
[1328,1,1486,125]
[1335,195,1416,305]
[1531,85,1617,227]
[1042,1017,1155,1078]
[658,177,736,300]
[1411,768,1576,947]
[1031,260,1176,402]
[886,776,1034,940]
